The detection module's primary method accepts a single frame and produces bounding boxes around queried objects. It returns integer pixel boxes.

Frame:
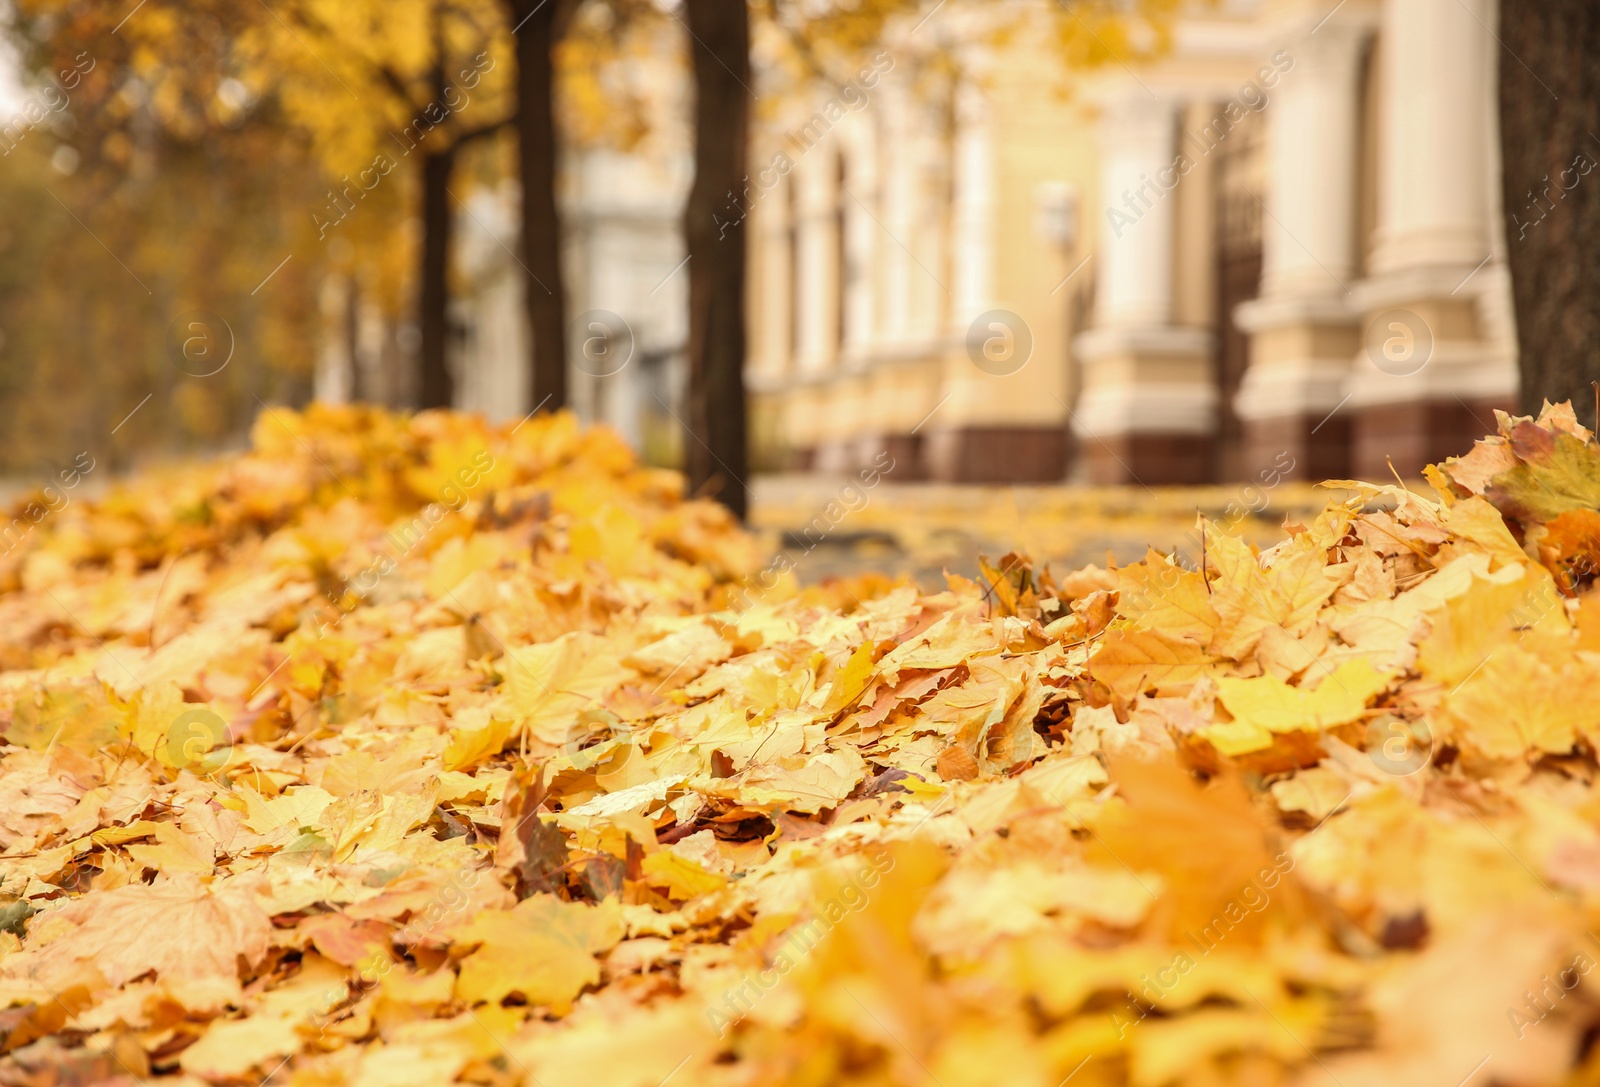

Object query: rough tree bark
[683,0,751,520]
[409,7,507,411]
[417,144,456,409]
[1500,0,1600,414]
[508,0,571,413]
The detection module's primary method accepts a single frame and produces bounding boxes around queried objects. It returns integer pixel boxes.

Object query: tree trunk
[683,0,751,520]
[508,0,568,413]
[417,145,456,409]
[1500,0,1600,414]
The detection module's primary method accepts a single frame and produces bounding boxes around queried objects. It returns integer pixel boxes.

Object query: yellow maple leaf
[442,708,511,772]
[1440,645,1600,759]
[240,785,335,838]
[1438,495,1529,568]
[1206,658,1393,757]
[713,748,868,813]
[507,1003,715,1087]
[1091,629,1217,701]
[27,873,271,998]
[1416,566,1566,688]
[569,503,651,576]
[451,895,625,1013]
[1117,550,1219,644]
[127,680,186,760]
[124,820,216,875]
[641,850,727,900]
[179,1015,301,1081]
[878,609,999,674]
[6,683,122,757]
[1207,531,1342,660]
[503,632,633,745]
[404,434,511,508]
[623,618,732,678]
[823,639,880,714]
[1097,758,1304,943]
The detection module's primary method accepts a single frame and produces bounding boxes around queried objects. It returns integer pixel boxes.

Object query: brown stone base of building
[855,434,924,482]
[1241,412,1351,485]
[922,426,1069,483]
[1351,397,1513,480]
[1081,433,1213,486]
[809,439,912,480]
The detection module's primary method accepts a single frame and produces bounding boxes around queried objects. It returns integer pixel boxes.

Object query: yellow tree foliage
[236,0,514,183]
[1,2,333,459]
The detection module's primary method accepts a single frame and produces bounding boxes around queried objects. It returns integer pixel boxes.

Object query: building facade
[747,0,1519,484]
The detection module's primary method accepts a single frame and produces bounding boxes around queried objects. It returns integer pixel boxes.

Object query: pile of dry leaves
[4,401,1600,1087]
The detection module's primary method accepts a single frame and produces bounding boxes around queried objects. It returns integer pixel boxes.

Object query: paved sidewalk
[749,474,1346,589]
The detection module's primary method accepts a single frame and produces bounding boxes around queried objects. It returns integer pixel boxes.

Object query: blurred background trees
[0,1,326,471]
[0,0,1184,514]
[242,0,516,410]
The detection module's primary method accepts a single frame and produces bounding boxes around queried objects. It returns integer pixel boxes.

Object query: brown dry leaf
[936,745,980,781]
[1539,507,1600,579]
[1442,436,1519,495]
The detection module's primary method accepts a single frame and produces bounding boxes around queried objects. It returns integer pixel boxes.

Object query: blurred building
[316,156,690,459]
[748,0,1516,483]
[323,0,1517,486]
[447,152,690,466]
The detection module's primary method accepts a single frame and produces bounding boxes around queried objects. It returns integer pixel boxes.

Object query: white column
[840,124,878,358]
[1344,0,1512,418]
[908,125,947,338]
[793,149,840,374]
[1262,25,1365,297]
[1233,23,1369,429]
[880,79,914,346]
[1074,92,1214,455]
[1369,0,1495,272]
[1097,95,1178,328]
[951,80,994,320]
[750,167,793,381]
[314,276,354,405]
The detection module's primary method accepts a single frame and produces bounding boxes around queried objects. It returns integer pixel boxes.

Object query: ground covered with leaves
[6,404,1600,1087]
